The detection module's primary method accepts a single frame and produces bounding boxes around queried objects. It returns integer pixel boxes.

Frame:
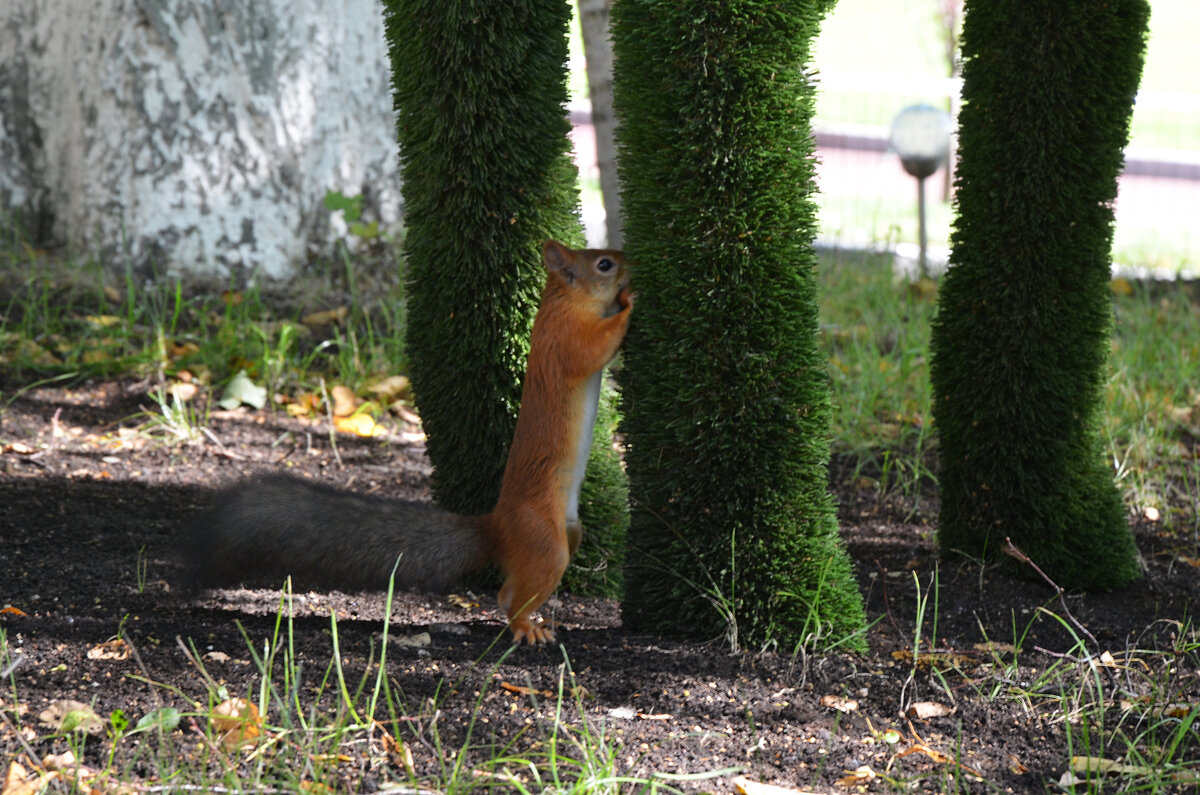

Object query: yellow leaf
[83,314,123,328]
[333,414,383,437]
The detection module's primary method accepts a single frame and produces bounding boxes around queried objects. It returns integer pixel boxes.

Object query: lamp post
[890,104,953,276]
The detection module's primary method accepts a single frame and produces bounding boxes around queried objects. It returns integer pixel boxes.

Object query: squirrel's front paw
[617,286,635,311]
[509,616,557,645]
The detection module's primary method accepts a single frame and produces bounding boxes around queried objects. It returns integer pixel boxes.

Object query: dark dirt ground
[2,378,1199,793]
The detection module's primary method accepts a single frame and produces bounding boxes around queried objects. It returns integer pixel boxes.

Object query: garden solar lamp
[890,104,953,276]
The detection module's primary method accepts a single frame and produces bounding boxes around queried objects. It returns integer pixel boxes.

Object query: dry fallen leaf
[2,761,53,795]
[896,743,983,778]
[87,638,131,661]
[39,751,77,772]
[302,306,349,327]
[330,385,359,417]
[500,682,553,698]
[367,375,412,402]
[390,632,431,649]
[905,701,954,720]
[1069,755,1200,783]
[820,694,859,713]
[395,404,421,425]
[203,651,231,663]
[733,775,820,794]
[167,381,198,402]
[836,765,877,788]
[37,700,104,735]
[375,721,416,775]
[211,698,262,749]
[169,341,201,359]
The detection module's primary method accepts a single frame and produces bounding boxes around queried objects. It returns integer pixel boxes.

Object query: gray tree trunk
[0,0,401,282]
[578,0,622,249]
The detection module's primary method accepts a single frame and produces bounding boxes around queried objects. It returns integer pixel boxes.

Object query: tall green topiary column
[612,0,866,650]
[929,0,1148,587]
[384,1,588,515]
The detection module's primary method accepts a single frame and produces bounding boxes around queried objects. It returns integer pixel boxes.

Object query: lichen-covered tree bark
[613,0,866,651]
[0,0,400,281]
[929,0,1148,588]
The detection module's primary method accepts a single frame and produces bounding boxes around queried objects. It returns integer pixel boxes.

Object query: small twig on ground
[1004,537,1100,650]
[319,378,344,469]
[200,426,244,460]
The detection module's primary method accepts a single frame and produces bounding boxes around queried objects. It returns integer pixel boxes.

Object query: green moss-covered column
[384,1,587,514]
[929,0,1148,587]
[612,0,866,650]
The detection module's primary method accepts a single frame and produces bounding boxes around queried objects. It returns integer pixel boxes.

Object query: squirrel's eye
[597,258,615,273]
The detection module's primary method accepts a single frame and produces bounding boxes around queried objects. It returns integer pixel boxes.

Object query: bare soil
[2,378,1198,792]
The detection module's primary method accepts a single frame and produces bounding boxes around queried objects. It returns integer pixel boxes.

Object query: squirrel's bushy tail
[182,474,487,592]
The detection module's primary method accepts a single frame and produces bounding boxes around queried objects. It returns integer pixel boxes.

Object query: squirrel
[182,240,633,644]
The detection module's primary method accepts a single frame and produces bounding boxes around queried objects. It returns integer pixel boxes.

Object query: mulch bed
[2,378,1197,792]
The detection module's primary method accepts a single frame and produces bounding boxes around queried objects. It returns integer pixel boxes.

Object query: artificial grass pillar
[612,0,866,650]
[384,1,587,514]
[929,0,1148,588]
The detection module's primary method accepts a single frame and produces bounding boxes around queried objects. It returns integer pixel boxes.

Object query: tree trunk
[613,0,866,651]
[929,0,1147,588]
[0,0,401,282]
[385,0,586,515]
[578,0,622,249]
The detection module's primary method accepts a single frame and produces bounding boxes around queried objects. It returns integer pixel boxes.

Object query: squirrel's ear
[542,240,576,283]
[543,240,568,268]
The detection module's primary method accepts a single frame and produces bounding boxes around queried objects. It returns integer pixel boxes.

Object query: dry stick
[1003,537,1101,650]
[319,377,344,469]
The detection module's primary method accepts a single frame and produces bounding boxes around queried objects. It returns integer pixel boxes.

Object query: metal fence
[811,73,1200,275]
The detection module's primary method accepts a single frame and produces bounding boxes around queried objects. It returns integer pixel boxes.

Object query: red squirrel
[183,240,633,644]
